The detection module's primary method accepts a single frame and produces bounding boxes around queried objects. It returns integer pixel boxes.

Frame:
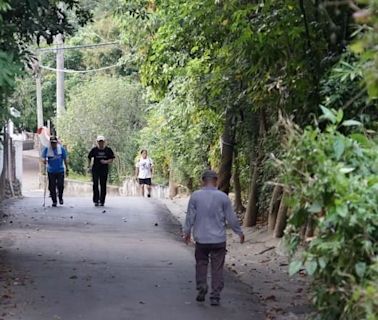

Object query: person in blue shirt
[41,136,69,207]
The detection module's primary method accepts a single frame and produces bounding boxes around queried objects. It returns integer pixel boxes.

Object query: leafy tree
[0,0,91,124]
[57,75,147,182]
[281,108,378,319]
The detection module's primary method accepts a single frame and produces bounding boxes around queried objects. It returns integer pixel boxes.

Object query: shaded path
[0,196,264,319]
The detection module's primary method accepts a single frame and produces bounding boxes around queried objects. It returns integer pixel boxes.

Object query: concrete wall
[64,179,120,197]
[0,144,3,177]
[38,176,181,199]
[0,138,23,187]
[14,140,23,182]
[120,178,170,198]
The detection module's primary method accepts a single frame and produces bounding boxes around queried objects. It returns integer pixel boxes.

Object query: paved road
[0,196,264,320]
[22,154,41,195]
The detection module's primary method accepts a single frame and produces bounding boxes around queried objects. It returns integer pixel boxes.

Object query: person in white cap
[87,135,115,206]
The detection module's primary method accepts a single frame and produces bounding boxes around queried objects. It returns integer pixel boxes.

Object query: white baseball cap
[96,135,105,141]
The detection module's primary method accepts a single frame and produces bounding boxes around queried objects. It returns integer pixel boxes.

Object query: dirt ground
[161,196,313,320]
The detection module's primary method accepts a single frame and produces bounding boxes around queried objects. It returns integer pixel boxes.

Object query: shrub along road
[0,196,264,320]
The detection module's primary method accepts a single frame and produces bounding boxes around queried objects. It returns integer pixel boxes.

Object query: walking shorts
[139,178,152,185]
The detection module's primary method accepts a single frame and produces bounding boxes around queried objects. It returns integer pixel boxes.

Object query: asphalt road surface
[0,196,264,320]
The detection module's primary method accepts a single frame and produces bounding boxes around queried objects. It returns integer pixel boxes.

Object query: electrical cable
[39,63,119,73]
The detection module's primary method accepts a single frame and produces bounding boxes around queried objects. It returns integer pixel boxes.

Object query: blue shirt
[41,145,67,173]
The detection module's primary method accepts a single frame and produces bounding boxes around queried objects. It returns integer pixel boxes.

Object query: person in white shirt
[135,149,154,197]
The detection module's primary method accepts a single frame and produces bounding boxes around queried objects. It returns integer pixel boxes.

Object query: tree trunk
[187,176,194,193]
[0,135,5,200]
[268,185,283,232]
[305,218,315,238]
[243,110,266,227]
[273,192,289,238]
[233,148,245,213]
[218,110,236,194]
[168,159,177,199]
[243,155,259,227]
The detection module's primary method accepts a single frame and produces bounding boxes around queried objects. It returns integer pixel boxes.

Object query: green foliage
[67,140,87,175]
[353,0,378,100]
[57,75,147,182]
[138,76,223,188]
[281,107,378,319]
[320,52,378,127]
[0,0,91,125]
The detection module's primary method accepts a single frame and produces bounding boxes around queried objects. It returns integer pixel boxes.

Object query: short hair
[140,149,147,154]
[201,170,218,181]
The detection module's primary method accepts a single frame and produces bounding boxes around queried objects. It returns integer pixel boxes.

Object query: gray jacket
[183,187,243,244]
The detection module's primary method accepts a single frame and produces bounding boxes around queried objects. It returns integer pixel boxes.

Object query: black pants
[48,172,65,203]
[195,242,227,300]
[92,170,108,204]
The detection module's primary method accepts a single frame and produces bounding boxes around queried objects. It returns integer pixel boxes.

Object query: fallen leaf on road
[264,295,277,301]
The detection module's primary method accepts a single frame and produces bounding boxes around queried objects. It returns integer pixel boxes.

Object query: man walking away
[183,170,245,306]
[41,136,68,207]
[135,149,154,197]
[88,136,115,207]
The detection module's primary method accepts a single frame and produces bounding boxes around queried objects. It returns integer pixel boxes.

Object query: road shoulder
[160,196,313,320]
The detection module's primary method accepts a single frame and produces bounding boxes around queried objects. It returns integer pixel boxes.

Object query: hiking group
[41,135,245,306]
[41,135,154,207]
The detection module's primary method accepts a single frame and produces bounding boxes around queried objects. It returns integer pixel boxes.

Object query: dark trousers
[48,172,65,203]
[195,242,226,300]
[92,170,108,204]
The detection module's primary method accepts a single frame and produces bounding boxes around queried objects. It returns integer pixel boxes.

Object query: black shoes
[52,202,57,207]
[196,287,207,302]
[210,298,220,306]
[94,202,104,207]
[59,199,63,205]
[147,194,151,198]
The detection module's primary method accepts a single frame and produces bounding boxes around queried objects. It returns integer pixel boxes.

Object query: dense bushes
[58,76,147,183]
[281,108,378,319]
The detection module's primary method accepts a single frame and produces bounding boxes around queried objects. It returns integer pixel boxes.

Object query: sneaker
[100,203,104,206]
[196,288,207,302]
[52,202,57,207]
[210,298,220,306]
[59,199,63,205]
[94,202,100,207]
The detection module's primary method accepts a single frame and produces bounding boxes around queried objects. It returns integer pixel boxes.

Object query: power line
[39,63,119,73]
[36,41,120,52]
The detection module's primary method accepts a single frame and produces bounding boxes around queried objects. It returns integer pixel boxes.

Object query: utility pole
[35,60,44,128]
[31,57,44,130]
[56,33,65,118]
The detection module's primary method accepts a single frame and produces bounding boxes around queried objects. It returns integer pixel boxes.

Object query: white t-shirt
[136,157,153,179]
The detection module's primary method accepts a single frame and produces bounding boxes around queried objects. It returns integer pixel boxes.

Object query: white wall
[0,144,3,176]
[14,139,23,182]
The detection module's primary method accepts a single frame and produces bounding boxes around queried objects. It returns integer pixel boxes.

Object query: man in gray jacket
[183,170,245,306]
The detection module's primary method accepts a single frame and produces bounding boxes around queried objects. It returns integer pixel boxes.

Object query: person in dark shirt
[87,135,115,206]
